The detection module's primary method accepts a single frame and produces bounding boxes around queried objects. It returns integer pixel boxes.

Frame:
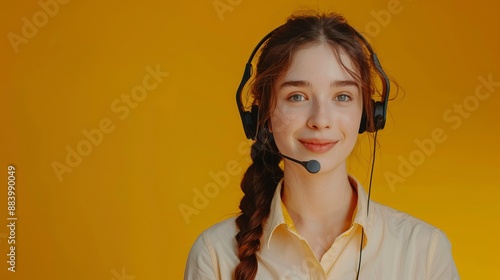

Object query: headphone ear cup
[359,99,375,133]
[358,109,367,134]
[251,105,259,130]
[373,101,386,130]
[243,105,259,140]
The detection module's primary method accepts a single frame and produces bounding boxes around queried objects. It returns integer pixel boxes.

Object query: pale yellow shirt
[185,177,459,279]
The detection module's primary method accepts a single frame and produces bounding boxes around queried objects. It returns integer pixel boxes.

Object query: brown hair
[234,11,381,279]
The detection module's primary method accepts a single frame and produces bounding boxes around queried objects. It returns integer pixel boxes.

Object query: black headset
[235,24,390,140]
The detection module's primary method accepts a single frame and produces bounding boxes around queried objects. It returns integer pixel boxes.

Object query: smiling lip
[299,139,337,153]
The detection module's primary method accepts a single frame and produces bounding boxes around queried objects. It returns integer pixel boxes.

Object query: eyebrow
[331,80,359,88]
[278,79,359,89]
[278,80,311,89]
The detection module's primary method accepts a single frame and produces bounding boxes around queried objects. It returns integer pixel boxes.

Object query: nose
[307,99,332,130]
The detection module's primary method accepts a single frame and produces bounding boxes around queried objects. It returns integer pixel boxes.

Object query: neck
[281,163,358,241]
[282,163,356,215]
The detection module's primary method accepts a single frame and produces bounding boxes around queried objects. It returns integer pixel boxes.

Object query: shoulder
[185,217,239,280]
[369,201,455,263]
[196,216,239,252]
[368,202,459,278]
[370,200,445,238]
[202,216,238,238]
[188,216,238,258]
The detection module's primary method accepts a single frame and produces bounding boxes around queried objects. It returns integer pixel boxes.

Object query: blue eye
[335,94,351,102]
[289,94,306,102]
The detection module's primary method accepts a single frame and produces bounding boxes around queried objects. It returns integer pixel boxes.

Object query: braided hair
[234,11,379,279]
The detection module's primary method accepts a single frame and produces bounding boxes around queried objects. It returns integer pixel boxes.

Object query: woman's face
[270,43,363,174]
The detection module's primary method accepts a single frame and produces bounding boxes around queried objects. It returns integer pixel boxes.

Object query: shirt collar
[262,176,372,250]
[262,179,286,249]
[349,176,371,248]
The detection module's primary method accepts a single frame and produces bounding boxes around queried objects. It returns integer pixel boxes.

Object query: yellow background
[1,0,499,279]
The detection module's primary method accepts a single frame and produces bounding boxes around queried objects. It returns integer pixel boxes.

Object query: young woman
[185,11,459,280]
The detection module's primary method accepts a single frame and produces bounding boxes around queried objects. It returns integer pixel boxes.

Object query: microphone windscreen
[306,160,321,174]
